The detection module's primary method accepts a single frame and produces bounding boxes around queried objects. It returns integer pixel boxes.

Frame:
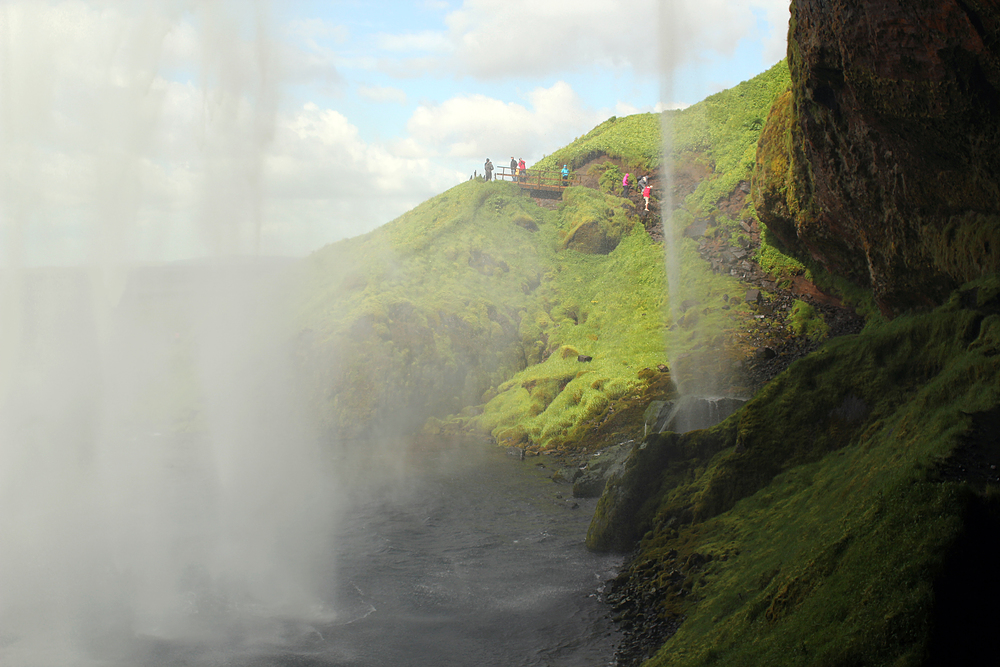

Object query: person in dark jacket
[510,157,517,181]
[484,158,493,181]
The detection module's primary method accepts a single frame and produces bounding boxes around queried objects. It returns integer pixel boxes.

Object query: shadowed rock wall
[754,0,1000,317]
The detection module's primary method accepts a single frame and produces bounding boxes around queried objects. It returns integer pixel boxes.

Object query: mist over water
[0,2,344,663]
[0,5,620,665]
[0,263,344,666]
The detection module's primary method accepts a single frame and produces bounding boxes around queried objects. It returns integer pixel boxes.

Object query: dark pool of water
[308,443,623,666]
[4,441,620,666]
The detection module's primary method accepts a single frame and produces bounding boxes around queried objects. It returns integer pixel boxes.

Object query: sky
[0,0,791,266]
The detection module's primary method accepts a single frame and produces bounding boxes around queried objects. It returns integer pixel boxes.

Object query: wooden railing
[492,166,574,191]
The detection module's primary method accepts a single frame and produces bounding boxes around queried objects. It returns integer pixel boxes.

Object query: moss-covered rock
[754,0,1000,317]
[589,276,1000,665]
[558,187,632,254]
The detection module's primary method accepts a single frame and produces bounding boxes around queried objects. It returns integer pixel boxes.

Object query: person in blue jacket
[561,164,569,186]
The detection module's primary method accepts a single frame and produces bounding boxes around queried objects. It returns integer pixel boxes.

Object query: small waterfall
[644,395,747,435]
[657,4,742,423]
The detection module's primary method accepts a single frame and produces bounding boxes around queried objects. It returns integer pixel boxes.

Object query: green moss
[475,227,673,450]
[753,226,806,282]
[675,62,791,217]
[558,186,632,254]
[535,114,662,174]
[788,299,829,341]
[293,180,554,438]
[592,276,1000,665]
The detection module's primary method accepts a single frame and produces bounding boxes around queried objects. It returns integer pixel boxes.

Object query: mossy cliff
[593,1,1000,664]
[293,178,674,444]
[590,279,1000,665]
[753,0,1000,318]
[294,181,549,440]
[294,65,790,447]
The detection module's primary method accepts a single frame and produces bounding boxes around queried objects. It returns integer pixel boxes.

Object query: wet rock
[577,354,593,362]
[646,396,747,435]
[573,473,607,498]
[573,443,631,498]
[506,446,526,460]
[551,467,582,484]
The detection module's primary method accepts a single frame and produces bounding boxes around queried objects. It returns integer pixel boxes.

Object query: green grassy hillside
[293,177,674,447]
[293,62,793,448]
[294,180,547,439]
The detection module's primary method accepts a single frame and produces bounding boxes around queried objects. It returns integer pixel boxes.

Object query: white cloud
[758,1,793,64]
[357,84,408,105]
[404,81,602,162]
[261,103,461,253]
[281,16,345,90]
[288,17,349,44]
[372,0,789,81]
[375,30,451,53]
[0,0,792,266]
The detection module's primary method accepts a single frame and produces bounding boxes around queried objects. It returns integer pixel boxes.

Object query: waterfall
[656,2,744,432]
[0,3,341,662]
[644,396,747,436]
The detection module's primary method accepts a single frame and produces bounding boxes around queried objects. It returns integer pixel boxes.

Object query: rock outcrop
[754,0,1000,317]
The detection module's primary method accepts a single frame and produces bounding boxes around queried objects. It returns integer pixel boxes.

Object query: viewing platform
[493,166,575,194]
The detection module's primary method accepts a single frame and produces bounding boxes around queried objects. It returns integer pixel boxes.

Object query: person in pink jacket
[622,172,631,196]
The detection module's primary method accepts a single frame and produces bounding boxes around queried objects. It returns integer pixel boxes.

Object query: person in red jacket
[518,158,526,183]
[642,184,651,211]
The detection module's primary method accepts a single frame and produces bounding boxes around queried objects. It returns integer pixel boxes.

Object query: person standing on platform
[484,158,493,181]
[510,157,517,181]
[518,158,526,183]
[561,164,569,186]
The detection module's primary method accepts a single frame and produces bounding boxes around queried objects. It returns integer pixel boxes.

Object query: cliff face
[754,0,1000,316]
